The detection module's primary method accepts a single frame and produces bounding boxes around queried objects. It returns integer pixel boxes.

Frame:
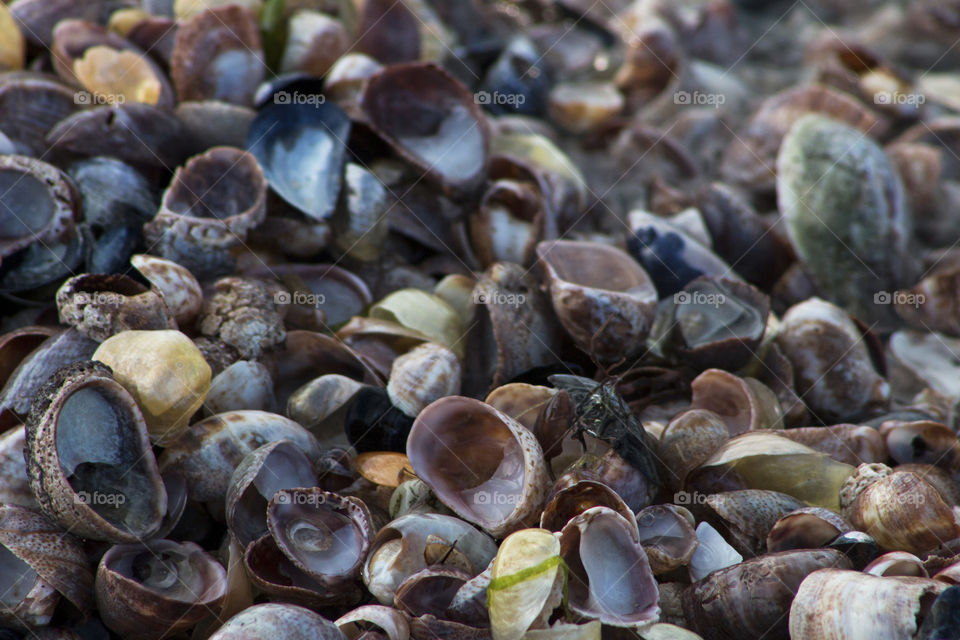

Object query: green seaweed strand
[487,555,572,618]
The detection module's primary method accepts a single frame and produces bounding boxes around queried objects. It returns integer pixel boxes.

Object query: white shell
[387,343,461,418]
[130,254,203,326]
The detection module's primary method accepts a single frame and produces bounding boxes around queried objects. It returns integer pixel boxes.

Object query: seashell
[174,100,255,150]
[766,507,853,553]
[658,409,729,489]
[0,426,34,508]
[347,0,420,63]
[826,530,878,571]
[24,361,167,542]
[465,262,563,395]
[880,420,960,471]
[539,480,633,532]
[885,142,943,242]
[144,147,267,277]
[558,448,657,514]
[280,11,349,77]
[170,5,264,105]
[487,529,563,640]
[93,329,211,444]
[489,132,587,218]
[330,163,390,262]
[626,210,737,297]
[773,424,887,466]
[686,432,856,511]
[394,565,471,618]
[898,463,960,506]
[56,274,176,342]
[635,504,699,574]
[362,513,497,605]
[887,330,960,401]
[775,298,889,422]
[702,490,806,558]
[0,73,79,156]
[479,37,550,117]
[130,254,203,327]
[356,452,415,489]
[0,5,24,71]
[199,276,286,358]
[247,92,351,222]
[789,569,948,640]
[387,343,461,418]
[661,276,770,371]
[369,289,464,359]
[47,102,196,168]
[9,0,138,47]
[0,155,78,259]
[267,488,374,593]
[840,465,960,555]
[225,439,317,547]
[0,330,97,430]
[324,52,383,107]
[559,506,660,626]
[360,62,489,194]
[916,585,960,640]
[689,369,783,435]
[345,387,415,453]
[864,551,927,577]
[210,603,347,640]
[206,360,276,415]
[777,114,913,328]
[336,605,410,640]
[336,317,431,382]
[684,549,851,640]
[486,384,559,456]
[95,539,227,640]
[67,157,155,230]
[688,521,742,581]
[159,410,321,504]
[547,82,623,133]
[722,85,885,194]
[408,396,550,537]
[288,374,365,444]
[0,504,93,630]
[536,239,657,362]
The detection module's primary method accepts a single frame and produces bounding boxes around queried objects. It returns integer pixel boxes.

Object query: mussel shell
[0,73,79,156]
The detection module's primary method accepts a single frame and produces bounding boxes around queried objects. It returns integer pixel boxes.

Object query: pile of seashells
[4,0,960,638]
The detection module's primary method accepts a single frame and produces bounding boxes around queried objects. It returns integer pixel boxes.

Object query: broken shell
[360,62,489,194]
[776,298,889,423]
[144,147,267,277]
[225,439,317,547]
[658,409,730,489]
[369,289,464,359]
[547,82,624,133]
[688,521,742,582]
[539,480,634,532]
[777,114,913,328]
[407,396,550,537]
[394,565,471,618]
[487,529,562,640]
[880,420,960,471]
[686,432,856,510]
[766,508,853,553]
[702,490,806,558]
[336,605,410,640]
[95,540,227,640]
[684,549,851,640]
[356,452,415,489]
[267,488,374,590]
[789,569,948,640]
[387,343,461,418]
[840,465,960,555]
[92,329,211,444]
[485,383,556,433]
[536,239,657,362]
[330,163,389,262]
[70,44,164,106]
[287,374,364,444]
[206,360,276,415]
[0,155,77,259]
[130,254,203,326]
[362,513,497,605]
[159,410,321,504]
[559,506,660,626]
[689,369,783,435]
[0,504,93,629]
[24,361,167,542]
[210,603,347,640]
[864,551,927,577]
[56,274,176,342]
[170,5,264,105]
[773,424,887,466]
[635,504,699,574]
[200,277,286,359]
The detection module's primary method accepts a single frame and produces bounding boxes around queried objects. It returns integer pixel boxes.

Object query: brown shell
[766,507,853,553]
[703,490,807,558]
[55,273,176,342]
[773,424,887,466]
[690,369,783,435]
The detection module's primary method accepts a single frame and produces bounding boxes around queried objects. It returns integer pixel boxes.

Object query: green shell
[777,114,914,328]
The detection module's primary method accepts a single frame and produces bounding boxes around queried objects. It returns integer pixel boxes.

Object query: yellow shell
[489,529,562,640]
[73,46,162,105]
[0,5,25,71]
[174,0,263,19]
[93,330,211,444]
